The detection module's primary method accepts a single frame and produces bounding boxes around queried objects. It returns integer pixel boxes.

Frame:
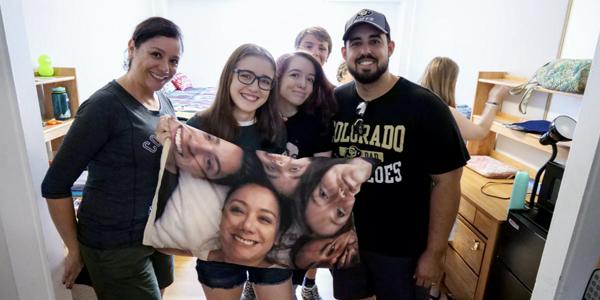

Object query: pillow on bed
[171,73,193,90]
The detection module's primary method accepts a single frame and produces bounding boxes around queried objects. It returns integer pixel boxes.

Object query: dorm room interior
[2,0,600,299]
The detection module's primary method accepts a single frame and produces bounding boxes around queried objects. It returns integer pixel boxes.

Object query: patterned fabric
[536,59,591,93]
[510,59,591,114]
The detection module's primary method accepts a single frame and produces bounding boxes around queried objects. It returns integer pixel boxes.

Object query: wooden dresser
[443,71,577,299]
[444,168,511,300]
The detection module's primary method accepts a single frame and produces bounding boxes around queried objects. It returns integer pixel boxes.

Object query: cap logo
[357,9,372,16]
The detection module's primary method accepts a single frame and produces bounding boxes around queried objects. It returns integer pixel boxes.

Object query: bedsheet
[166,87,216,120]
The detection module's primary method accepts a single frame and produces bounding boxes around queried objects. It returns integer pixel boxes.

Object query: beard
[348,56,389,84]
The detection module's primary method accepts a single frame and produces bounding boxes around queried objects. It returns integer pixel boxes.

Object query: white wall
[22,0,158,100]
[402,0,570,105]
[561,0,600,59]
[0,1,70,298]
[167,0,405,87]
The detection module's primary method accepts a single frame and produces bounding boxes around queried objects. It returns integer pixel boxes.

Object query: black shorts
[292,269,307,285]
[331,250,428,300]
[195,259,292,289]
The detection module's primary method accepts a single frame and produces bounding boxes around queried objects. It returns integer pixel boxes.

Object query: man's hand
[62,249,84,289]
[414,249,445,289]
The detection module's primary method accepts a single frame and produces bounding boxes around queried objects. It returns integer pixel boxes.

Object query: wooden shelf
[478,76,527,88]
[34,75,76,86]
[478,74,584,98]
[473,113,572,154]
[33,67,79,153]
[43,119,74,142]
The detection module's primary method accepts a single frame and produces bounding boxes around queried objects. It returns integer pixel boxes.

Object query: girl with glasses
[158,43,290,300]
[186,43,285,150]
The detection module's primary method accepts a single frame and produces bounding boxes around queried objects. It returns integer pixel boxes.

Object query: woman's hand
[62,249,84,289]
[488,85,511,105]
[155,115,177,145]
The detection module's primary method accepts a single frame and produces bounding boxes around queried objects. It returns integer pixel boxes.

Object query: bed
[166,86,217,120]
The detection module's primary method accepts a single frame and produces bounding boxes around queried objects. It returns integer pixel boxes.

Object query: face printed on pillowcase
[167,118,243,179]
[256,150,312,197]
[218,183,280,267]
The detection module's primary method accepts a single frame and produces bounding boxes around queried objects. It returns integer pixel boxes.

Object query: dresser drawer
[458,197,476,223]
[474,210,495,239]
[450,218,486,274]
[444,247,477,300]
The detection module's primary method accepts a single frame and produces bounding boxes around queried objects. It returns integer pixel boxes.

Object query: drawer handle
[470,240,480,251]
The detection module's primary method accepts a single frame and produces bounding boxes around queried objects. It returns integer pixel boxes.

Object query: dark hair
[293,157,349,237]
[127,16,183,69]
[211,149,264,186]
[276,52,337,133]
[222,179,292,245]
[132,16,183,50]
[294,26,333,57]
[200,44,285,145]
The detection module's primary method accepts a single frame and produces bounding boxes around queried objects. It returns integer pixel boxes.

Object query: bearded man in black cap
[330,8,470,300]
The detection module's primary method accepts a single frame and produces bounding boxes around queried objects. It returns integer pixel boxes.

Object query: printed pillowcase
[171,72,193,90]
[143,118,373,269]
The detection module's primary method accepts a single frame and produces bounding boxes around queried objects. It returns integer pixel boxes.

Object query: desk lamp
[529,115,577,209]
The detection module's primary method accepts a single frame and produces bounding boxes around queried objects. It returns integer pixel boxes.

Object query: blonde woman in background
[421,57,510,299]
[336,62,353,85]
[420,57,510,141]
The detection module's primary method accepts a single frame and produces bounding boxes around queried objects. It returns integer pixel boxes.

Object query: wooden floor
[164,256,335,300]
[164,256,204,300]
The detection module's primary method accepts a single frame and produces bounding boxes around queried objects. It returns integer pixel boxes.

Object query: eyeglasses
[353,101,367,135]
[234,69,274,91]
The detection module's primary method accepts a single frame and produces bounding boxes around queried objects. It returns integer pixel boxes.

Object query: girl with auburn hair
[276,51,336,158]
[271,51,337,300]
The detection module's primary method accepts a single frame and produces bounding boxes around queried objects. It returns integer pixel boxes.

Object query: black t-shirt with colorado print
[331,78,469,257]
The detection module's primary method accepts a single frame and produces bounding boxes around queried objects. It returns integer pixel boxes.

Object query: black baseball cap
[342,9,390,41]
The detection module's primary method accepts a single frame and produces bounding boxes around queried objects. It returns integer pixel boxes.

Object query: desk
[444,168,512,300]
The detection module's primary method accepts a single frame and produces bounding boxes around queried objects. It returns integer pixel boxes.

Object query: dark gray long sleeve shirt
[42,80,174,249]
